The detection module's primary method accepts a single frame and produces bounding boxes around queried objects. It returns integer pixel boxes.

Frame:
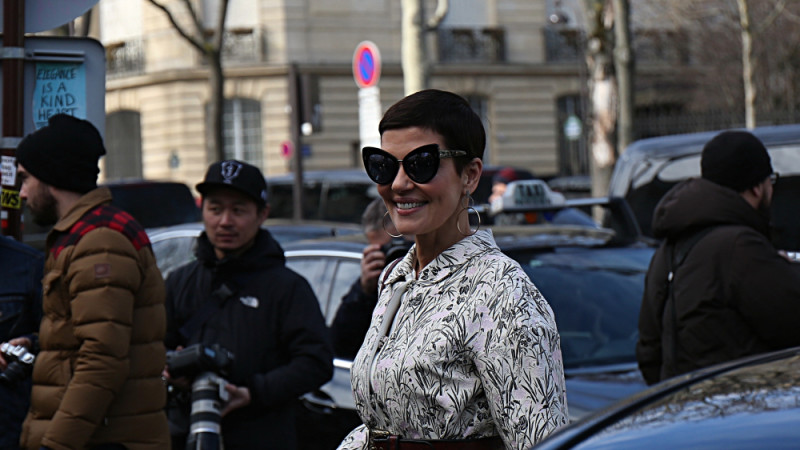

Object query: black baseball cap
[196,160,268,207]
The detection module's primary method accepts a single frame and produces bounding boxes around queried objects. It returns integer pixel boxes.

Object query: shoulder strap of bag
[664,225,719,370]
[380,257,403,289]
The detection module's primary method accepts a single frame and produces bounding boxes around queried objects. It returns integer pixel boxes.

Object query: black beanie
[701,130,772,192]
[16,114,106,194]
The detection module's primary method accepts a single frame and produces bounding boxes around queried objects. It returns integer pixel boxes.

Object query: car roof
[620,123,800,163]
[266,169,372,184]
[534,346,800,449]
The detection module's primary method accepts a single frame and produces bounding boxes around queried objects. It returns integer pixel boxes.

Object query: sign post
[0,0,100,239]
[353,41,382,150]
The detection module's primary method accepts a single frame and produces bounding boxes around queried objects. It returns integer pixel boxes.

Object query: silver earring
[457,194,481,236]
[383,211,403,238]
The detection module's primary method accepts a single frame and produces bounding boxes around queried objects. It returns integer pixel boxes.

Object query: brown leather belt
[368,430,505,450]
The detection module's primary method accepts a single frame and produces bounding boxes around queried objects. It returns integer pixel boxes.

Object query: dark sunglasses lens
[405,147,439,183]
[365,152,397,184]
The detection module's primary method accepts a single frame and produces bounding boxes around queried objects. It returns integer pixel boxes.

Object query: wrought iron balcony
[438,27,506,63]
[106,39,145,78]
[220,28,265,64]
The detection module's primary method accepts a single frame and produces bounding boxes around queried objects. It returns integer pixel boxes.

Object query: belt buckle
[368,428,391,450]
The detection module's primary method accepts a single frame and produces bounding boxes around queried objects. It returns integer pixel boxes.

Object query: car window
[151,234,198,279]
[326,259,361,325]
[108,183,200,229]
[286,256,334,317]
[507,246,653,369]
[320,184,374,223]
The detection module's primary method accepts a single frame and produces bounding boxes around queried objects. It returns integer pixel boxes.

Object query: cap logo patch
[220,161,243,184]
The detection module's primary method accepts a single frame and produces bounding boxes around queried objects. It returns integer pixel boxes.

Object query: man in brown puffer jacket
[13,114,169,450]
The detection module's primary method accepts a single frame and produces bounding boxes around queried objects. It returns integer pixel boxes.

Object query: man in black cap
[163,160,333,449]
[13,114,170,449]
[637,130,800,385]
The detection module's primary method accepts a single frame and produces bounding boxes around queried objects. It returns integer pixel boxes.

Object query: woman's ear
[464,158,483,194]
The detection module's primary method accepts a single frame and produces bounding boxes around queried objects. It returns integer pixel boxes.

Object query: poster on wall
[33,62,87,129]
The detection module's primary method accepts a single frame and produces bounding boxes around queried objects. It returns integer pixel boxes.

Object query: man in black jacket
[163,160,333,449]
[637,130,800,385]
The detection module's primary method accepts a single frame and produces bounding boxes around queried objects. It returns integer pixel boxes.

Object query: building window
[223,98,262,166]
[105,110,143,180]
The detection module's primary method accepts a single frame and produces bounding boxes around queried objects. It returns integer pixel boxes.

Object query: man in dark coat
[164,160,333,449]
[0,236,42,450]
[637,130,800,385]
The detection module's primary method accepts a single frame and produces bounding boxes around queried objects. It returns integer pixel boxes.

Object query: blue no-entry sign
[352,41,381,89]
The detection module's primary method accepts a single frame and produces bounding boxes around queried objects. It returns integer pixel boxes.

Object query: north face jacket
[637,178,800,385]
[20,188,169,450]
[164,229,333,449]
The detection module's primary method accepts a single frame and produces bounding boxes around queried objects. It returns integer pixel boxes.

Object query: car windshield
[506,246,654,369]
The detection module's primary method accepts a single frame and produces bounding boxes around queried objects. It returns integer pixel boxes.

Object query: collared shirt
[339,230,568,450]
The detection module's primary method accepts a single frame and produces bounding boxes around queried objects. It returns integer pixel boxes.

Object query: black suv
[609,124,800,250]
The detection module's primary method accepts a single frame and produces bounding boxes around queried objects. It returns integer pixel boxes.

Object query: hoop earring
[456,195,481,236]
[383,211,403,238]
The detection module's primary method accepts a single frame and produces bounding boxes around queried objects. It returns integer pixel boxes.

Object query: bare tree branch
[754,0,787,34]
[427,0,449,30]
[180,0,207,41]
[212,0,229,53]
[146,0,206,54]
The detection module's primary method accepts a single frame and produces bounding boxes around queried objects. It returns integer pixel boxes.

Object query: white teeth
[397,202,424,210]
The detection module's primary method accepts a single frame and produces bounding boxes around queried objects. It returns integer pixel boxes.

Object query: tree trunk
[613,0,634,153]
[208,51,226,162]
[401,0,428,95]
[583,0,618,198]
[738,0,757,129]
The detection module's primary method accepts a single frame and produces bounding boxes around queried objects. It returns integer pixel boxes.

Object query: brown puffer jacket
[20,188,169,450]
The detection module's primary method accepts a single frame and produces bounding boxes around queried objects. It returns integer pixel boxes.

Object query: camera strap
[179,283,236,341]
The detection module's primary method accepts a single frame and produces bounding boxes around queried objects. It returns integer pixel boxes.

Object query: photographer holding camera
[0,235,42,450]
[330,198,413,359]
[164,160,333,450]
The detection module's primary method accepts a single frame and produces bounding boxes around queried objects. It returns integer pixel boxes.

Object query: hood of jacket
[651,178,770,239]
[195,228,286,273]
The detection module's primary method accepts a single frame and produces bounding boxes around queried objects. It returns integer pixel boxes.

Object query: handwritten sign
[1,156,16,186]
[33,62,87,129]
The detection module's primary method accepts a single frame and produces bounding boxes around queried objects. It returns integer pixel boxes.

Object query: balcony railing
[220,28,265,64]
[106,39,145,78]
[544,26,690,65]
[438,27,506,63]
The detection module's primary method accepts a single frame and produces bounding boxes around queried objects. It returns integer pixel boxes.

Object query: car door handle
[301,390,337,414]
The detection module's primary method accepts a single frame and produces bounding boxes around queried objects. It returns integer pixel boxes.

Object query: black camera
[0,342,36,386]
[166,344,234,450]
[166,343,234,379]
[382,237,412,264]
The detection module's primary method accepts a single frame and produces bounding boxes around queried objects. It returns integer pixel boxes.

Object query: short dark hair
[378,89,486,173]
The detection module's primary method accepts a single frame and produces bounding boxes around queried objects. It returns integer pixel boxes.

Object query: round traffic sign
[352,41,381,89]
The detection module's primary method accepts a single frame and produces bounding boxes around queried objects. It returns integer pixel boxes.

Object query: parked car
[533,346,800,449]
[22,179,201,250]
[608,124,800,250]
[266,169,378,224]
[283,181,655,446]
[147,181,654,447]
[148,219,362,278]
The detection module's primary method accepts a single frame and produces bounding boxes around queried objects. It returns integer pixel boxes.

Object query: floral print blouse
[338,229,569,450]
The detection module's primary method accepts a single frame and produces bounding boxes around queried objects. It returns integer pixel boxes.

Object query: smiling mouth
[397,202,425,210]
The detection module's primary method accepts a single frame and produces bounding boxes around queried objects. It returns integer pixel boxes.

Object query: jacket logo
[221,161,242,183]
[239,296,259,308]
[94,263,111,278]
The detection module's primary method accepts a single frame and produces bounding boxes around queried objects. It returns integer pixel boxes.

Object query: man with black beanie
[14,114,170,449]
[637,130,800,385]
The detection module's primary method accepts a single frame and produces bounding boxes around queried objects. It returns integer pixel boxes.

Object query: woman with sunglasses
[338,90,568,450]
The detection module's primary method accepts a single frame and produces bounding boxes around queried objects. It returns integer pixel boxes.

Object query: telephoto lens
[186,372,229,450]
